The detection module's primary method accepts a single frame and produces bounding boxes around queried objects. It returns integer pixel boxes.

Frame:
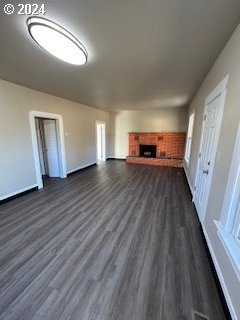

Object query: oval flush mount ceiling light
[27,17,87,65]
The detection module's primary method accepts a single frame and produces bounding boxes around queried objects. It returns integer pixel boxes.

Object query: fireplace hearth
[139,144,156,158]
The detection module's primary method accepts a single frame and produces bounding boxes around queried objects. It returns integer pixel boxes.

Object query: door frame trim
[29,111,67,189]
[193,75,229,222]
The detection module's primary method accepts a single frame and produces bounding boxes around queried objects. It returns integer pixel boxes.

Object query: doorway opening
[35,117,61,185]
[29,111,67,189]
[193,76,228,222]
[96,121,106,162]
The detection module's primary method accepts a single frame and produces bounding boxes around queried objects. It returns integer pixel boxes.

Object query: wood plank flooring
[0,161,227,320]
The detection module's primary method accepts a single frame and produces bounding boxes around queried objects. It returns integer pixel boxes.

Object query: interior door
[97,123,102,161]
[194,93,222,221]
[43,119,60,177]
[97,122,106,161]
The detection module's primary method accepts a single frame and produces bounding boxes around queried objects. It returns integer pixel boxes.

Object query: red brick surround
[127,132,186,167]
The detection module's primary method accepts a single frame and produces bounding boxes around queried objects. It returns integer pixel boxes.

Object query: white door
[43,119,60,177]
[194,77,228,222]
[96,122,106,161]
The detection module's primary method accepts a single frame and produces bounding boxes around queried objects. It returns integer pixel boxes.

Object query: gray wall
[0,80,110,199]
[110,107,188,158]
[184,24,240,319]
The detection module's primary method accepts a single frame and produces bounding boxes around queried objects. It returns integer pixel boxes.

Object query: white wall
[0,80,110,199]
[110,107,188,158]
[184,24,240,319]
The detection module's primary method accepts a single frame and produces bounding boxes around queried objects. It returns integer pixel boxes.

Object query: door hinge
[204,114,207,121]
[199,152,201,158]
[194,186,196,191]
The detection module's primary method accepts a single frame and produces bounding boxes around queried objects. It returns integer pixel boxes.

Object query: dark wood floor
[0,161,227,320]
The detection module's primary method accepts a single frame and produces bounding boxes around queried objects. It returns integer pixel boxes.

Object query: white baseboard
[183,166,194,195]
[0,184,38,201]
[67,161,96,175]
[202,225,238,320]
[107,155,126,160]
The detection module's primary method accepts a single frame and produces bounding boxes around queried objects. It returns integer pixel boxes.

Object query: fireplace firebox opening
[139,145,157,158]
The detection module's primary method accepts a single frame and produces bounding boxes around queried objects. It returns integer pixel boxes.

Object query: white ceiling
[0,0,240,110]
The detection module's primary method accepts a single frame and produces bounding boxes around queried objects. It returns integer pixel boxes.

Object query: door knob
[203,170,209,175]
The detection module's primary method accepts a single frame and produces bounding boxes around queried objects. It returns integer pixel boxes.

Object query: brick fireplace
[126,132,186,167]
